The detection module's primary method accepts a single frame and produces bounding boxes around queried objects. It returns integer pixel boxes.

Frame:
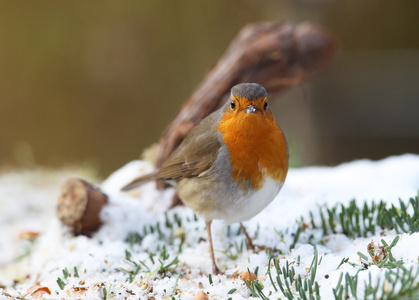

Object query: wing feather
[158,110,221,180]
[121,110,222,191]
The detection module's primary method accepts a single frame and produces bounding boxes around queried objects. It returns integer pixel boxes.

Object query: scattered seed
[194,291,209,300]
[241,271,257,282]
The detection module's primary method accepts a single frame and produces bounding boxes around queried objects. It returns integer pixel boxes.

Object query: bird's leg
[205,220,221,275]
[240,222,255,251]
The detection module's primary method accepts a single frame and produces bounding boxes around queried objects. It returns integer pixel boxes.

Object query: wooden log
[154,22,338,172]
[56,178,108,236]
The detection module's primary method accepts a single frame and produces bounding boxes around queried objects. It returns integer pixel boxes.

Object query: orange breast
[217,110,288,190]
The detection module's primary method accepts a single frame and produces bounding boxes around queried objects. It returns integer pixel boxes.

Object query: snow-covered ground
[0,154,418,299]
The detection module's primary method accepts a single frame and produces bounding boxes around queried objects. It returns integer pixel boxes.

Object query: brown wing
[121,110,222,191]
[157,110,221,180]
[121,171,159,191]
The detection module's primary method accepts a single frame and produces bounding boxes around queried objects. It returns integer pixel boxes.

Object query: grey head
[231,83,267,100]
[225,83,268,114]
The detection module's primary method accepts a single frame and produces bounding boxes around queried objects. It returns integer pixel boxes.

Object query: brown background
[1,1,418,177]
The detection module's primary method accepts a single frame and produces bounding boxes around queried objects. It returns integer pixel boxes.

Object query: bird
[122,83,289,274]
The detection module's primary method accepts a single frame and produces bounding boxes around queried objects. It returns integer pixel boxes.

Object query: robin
[122,83,288,274]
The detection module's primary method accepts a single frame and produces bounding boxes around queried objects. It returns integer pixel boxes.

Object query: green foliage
[56,277,66,290]
[289,195,419,248]
[269,195,419,299]
[333,265,419,299]
[332,272,358,299]
[125,212,187,251]
[102,284,112,300]
[62,267,69,279]
[357,236,404,269]
[333,235,419,299]
[366,267,419,299]
[73,266,79,278]
[115,246,180,282]
[156,245,179,276]
[56,266,79,290]
[172,274,181,296]
[377,196,419,234]
[262,249,320,299]
[314,199,386,239]
[115,212,194,282]
[115,249,144,283]
[243,268,268,299]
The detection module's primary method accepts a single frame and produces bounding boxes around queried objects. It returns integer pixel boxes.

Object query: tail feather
[121,171,158,191]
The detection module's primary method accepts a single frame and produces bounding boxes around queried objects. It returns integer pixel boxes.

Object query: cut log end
[56,178,108,236]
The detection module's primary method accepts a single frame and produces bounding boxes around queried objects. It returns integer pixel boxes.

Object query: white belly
[220,177,283,224]
[178,175,283,224]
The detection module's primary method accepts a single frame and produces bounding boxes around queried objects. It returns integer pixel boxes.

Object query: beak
[245,104,257,113]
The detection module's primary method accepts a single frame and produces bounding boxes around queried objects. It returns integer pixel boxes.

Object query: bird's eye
[263,102,268,111]
[230,101,236,110]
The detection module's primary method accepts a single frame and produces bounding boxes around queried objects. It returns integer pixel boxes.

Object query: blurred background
[1,1,418,178]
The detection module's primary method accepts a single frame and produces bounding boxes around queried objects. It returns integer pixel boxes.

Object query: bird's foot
[212,263,223,275]
[240,223,255,252]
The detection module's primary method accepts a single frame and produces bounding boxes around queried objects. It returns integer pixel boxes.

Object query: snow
[0,154,419,299]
